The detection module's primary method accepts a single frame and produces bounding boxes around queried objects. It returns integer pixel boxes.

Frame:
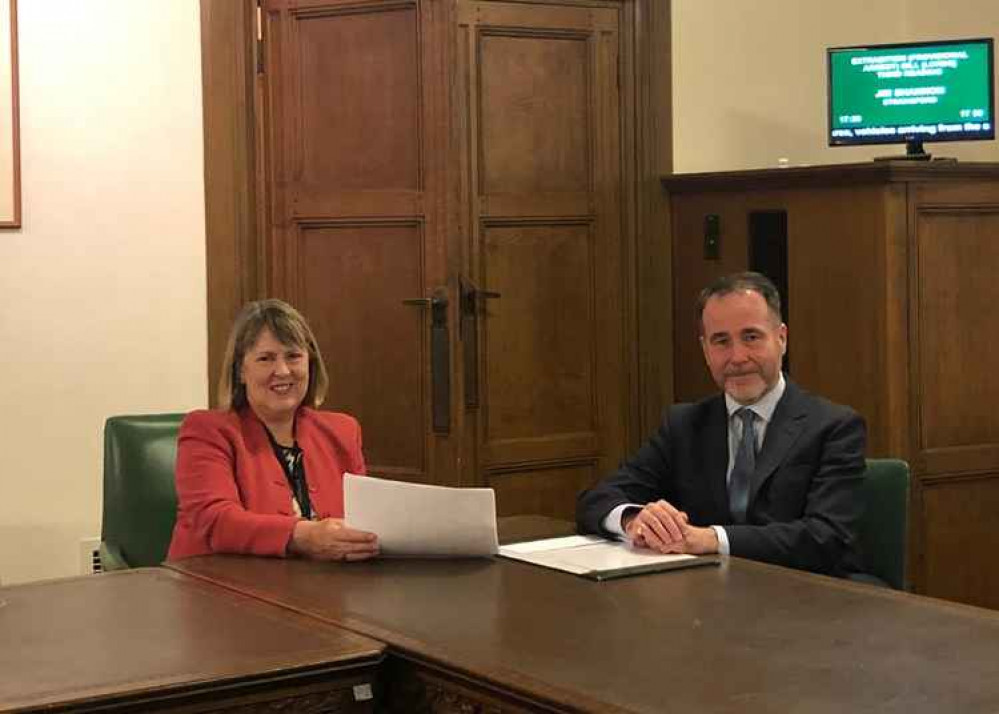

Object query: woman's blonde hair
[217,299,329,410]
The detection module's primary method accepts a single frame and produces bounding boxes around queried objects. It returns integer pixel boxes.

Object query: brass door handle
[402,289,450,433]
[459,278,501,409]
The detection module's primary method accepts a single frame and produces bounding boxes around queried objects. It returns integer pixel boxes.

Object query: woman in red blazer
[168,300,379,561]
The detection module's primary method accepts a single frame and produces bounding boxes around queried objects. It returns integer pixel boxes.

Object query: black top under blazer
[576,381,866,577]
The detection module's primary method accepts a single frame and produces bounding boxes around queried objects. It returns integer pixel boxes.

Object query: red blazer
[168,407,366,560]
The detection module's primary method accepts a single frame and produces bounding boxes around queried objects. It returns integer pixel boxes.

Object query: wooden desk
[0,568,383,713]
[167,553,999,713]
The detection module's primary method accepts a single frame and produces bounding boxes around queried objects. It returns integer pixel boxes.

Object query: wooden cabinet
[201,0,672,522]
[664,161,999,609]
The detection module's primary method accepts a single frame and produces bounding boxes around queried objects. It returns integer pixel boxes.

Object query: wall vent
[79,537,102,575]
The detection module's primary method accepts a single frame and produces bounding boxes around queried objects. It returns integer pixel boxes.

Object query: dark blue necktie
[729,408,756,524]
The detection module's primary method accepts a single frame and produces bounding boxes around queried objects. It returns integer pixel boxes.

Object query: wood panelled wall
[200,0,673,521]
[665,162,999,610]
[911,181,999,608]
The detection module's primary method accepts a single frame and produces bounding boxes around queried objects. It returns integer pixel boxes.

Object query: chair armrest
[99,542,129,572]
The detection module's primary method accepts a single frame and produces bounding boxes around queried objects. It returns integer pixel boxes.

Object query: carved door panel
[456,2,628,518]
[261,0,457,485]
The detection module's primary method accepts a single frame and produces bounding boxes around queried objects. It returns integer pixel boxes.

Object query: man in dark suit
[577,272,865,576]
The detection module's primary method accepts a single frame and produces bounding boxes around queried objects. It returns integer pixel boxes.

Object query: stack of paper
[499,535,719,580]
[344,473,498,557]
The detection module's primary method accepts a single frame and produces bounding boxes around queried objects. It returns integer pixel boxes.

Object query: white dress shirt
[603,374,787,555]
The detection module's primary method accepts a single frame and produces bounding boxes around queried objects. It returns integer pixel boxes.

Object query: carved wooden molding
[382,656,556,714]
[384,672,508,714]
[920,469,999,487]
[290,0,417,21]
[212,687,358,713]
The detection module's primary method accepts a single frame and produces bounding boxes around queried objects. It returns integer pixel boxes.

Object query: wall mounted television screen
[827,38,994,158]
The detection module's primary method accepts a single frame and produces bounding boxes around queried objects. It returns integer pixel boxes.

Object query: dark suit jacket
[577,381,866,576]
[168,407,366,560]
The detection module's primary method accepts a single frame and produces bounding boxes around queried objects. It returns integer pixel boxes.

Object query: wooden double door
[205,0,670,518]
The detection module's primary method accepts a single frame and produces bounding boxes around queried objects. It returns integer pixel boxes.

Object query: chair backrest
[101,413,185,568]
[858,458,910,590]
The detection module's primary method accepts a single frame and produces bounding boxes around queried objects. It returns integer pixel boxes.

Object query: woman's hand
[288,518,379,561]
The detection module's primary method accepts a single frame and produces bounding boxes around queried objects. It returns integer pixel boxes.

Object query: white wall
[0,0,206,584]
[673,0,999,172]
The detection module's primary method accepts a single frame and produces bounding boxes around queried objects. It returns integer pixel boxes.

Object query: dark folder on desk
[498,535,720,580]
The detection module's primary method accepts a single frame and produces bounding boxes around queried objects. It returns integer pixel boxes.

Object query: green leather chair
[857,458,910,590]
[100,413,185,571]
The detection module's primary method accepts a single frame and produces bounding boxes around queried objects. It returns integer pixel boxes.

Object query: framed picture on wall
[0,0,19,228]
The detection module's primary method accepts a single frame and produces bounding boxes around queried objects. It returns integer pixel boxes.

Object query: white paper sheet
[499,536,698,576]
[343,473,498,557]
[500,534,605,554]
